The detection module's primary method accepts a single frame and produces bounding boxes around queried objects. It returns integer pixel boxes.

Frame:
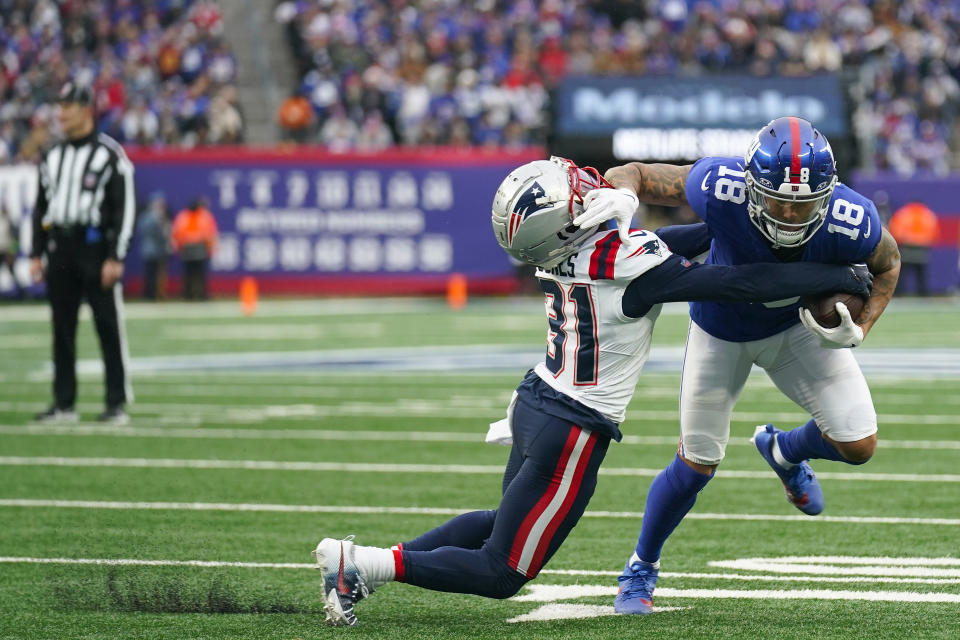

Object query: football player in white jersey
[311,156,874,627]
[572,117,901,614]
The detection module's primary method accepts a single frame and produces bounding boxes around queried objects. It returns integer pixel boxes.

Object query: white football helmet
[491,156,612,268]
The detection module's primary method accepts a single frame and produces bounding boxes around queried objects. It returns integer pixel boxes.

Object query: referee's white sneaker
[96,406,129,425]
[33,406,78,423]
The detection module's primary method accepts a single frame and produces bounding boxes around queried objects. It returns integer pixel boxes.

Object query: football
[803,292,867,329]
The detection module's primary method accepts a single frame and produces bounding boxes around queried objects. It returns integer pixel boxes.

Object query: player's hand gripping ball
[801,292,866,329]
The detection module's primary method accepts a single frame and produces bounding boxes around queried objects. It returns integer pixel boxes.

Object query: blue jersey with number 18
[684,156,880,342]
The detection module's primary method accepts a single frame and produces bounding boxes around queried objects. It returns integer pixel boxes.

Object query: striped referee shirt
[30,130,136,261]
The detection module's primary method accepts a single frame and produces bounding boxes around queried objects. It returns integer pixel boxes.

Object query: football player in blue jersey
[573,116,901,614]
[311,155,874,626]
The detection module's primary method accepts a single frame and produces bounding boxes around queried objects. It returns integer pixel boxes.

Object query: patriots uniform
[532,227,671,427]
[685,156,881,342]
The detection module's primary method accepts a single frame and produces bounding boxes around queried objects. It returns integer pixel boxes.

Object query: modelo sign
[557,75,847,161]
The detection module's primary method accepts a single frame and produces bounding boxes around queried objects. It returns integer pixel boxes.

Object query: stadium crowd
[0,0,242,163]
[275,0,960,173]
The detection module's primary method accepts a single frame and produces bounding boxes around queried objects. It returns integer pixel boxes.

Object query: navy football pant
[398,397,610,598]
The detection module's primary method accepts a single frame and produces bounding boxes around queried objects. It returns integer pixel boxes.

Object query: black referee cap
[58,82,93,105]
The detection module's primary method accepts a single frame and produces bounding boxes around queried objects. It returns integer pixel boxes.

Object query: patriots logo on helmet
[507,181,549,246]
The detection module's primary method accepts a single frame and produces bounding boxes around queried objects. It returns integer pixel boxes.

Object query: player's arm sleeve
[103,152,136,261]
[653,223,711,260]
[30,166,49,258]
[621,256,863,318]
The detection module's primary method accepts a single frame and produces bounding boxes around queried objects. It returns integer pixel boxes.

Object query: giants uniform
[678,156,881,466]
[394,226,867,598]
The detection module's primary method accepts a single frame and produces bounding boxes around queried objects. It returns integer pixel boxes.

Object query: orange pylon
[446,273,467,310]
[240,276,258,316]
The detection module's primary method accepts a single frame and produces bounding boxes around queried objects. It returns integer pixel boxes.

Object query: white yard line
[542,568,959,585]
[739,556,960,566]
[1,499,957,526]
[707,560,960,578]
[513,584,960,604]
[1,456,958,483]
[0,298,458,322]
[157,323,385,340]
[0,556,312,569]
[1,556,957,587]
[1,424,958,451]
[1,399,959,426]
[1,456,957,483]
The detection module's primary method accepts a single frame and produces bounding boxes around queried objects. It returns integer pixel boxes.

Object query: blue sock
[775,419,848,464]
[635,455,713,564]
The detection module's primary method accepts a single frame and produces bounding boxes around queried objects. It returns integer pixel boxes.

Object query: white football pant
[678,320,878,466]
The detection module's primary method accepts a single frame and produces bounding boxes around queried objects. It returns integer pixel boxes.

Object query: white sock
[772,434,797,469]
[354,545,396,589]
[629,551,660,570]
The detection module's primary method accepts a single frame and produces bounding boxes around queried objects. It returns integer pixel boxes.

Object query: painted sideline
[1,456,957,483]
[513,584,960,604]
[1,556,957,586]
[1,499,957,526]
[1,424,957,451]
[4,399,959,425]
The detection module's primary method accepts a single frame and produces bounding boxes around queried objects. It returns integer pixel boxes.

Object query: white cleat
[313,536,369,627]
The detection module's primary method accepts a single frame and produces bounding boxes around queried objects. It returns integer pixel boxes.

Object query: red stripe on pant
[525,430,597,576]
[507,425,583,578]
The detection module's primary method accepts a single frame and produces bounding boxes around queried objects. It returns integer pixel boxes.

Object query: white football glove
[798,301,864,349]
[574,187,639,244]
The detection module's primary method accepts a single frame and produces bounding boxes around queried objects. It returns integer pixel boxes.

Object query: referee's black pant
[46,228,129,410]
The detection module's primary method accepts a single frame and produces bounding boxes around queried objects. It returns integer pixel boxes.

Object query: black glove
[845,263,873,298]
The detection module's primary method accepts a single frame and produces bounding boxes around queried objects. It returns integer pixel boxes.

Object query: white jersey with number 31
[533,228,672,424]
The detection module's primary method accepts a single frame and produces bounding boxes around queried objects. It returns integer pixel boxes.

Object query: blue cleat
[752,424,824,515]
[313,536,370,626]
[614,559,659,614]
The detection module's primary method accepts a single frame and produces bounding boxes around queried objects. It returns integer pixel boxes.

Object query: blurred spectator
[137,193,172,301]
[0,0,241,158]
[278,91,316,143]
[122,97,160,145]
[319,104,359,152]
[0,206,22,298]
[208,87,244,143]
[356,111,394,151]
[277,0,960,170]
[889,202,940,296]
[171,197,218,301]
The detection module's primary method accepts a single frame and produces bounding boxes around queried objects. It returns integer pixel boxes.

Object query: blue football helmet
[744,116,838,247]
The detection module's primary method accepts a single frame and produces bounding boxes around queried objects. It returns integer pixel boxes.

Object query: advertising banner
[0,148,543,297]
[554,74,848,163]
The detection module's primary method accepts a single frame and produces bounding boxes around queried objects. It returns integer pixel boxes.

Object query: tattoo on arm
[604,163,693,207]
[858,227,901,336]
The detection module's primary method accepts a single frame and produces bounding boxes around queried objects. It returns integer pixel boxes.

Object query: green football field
[1,297,958,639]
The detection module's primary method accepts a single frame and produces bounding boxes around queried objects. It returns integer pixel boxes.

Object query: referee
[29,82,135,424]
